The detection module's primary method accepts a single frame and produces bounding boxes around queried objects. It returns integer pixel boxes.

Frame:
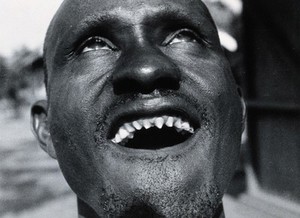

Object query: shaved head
[33,0,244,217]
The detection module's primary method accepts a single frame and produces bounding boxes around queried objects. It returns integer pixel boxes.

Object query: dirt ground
[0,105,76,217]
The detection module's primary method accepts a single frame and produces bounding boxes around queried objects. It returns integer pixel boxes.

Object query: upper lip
[107,96,201,139]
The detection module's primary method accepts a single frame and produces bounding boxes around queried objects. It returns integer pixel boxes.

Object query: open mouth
[109,114,199,150]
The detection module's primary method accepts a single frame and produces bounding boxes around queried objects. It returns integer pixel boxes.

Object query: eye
[165,29,199,45]
[79,36,116,53]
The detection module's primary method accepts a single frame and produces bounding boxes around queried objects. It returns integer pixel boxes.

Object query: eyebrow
[143,9,215,31]
[72,13,123,37]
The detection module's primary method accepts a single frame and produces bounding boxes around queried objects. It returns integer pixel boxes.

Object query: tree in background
[1,47,44,117]
[0,56,8,99]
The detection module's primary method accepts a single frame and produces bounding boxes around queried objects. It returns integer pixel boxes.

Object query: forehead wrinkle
[73,5,172,33]
[73,13,128,38]
[71,3,214,36]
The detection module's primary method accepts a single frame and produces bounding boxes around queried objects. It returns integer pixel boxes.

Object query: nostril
[153,77,180,92]
[113,78,142,95]
[113,76,180,95]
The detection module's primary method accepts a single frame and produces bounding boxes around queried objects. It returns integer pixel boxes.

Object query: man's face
[38,0,244,216]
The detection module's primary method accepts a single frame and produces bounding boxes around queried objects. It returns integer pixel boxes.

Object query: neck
[77,198,225,218]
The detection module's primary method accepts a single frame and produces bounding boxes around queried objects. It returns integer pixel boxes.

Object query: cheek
[213,91,243,191]
[47,57,116,196]
[47,76,101,189]
[49,76,89,131]
[167,48,231,92]
[179,54,242,190]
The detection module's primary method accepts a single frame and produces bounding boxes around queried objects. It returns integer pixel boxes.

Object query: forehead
[61,0,207,16]
[52,0,211,30]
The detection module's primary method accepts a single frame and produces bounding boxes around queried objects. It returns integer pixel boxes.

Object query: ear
[31,100,57,159]
[237,86,246,132]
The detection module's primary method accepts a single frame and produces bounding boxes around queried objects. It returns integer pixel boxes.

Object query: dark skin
[31,0,245,217]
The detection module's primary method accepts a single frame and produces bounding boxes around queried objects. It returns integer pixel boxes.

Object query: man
[31,0,245,217]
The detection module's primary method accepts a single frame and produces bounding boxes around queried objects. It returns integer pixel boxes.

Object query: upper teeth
[111,116,194,144]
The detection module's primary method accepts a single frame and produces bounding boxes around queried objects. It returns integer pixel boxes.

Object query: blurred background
[0,0,299,217]
[0,1,77,217]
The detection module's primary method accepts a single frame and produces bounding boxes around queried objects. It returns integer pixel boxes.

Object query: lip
[104,95,204,155]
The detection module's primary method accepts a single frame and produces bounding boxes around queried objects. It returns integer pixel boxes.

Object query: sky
[0,0,63,58]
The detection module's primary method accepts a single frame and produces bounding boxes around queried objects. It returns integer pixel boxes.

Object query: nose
[112,46,181,94]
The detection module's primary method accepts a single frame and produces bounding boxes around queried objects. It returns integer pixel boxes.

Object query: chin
[90,182,223,217]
